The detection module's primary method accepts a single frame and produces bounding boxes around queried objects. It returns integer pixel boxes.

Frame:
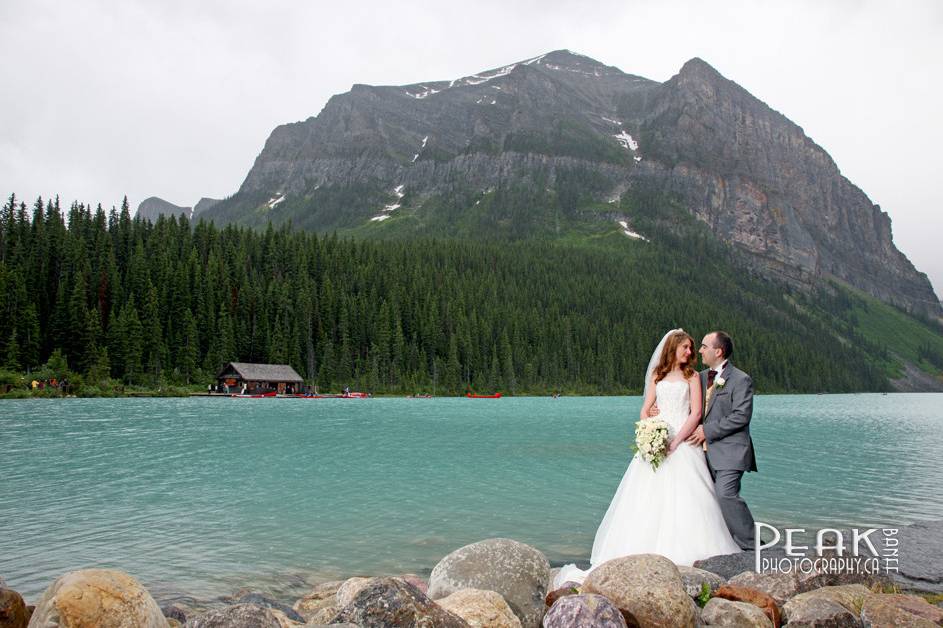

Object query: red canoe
[466,393,502,398]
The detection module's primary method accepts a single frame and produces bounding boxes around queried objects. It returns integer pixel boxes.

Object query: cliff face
[201,50,939,317]
[640,58,936,315]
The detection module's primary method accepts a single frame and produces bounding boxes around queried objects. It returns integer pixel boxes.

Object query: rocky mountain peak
[676,56,723,80]
[200,51,941,318]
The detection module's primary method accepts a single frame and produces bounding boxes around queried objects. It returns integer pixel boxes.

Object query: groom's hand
[686,425,706,446]
[647,404,660,417]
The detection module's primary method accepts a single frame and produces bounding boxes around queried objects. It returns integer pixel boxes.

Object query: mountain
[137,196,192,221]
[200,50,939,319]
[193,197,221,215]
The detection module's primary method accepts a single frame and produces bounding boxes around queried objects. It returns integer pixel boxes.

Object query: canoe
[466,393,501,398]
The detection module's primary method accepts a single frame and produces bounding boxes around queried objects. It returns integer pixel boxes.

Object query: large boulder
[677,566,726,598]
[335,577,373,608]
[694,551,756,580]
[1,588,30,628]
[436,588,521,628]
[160,604,190,624]
[581,554,696,627]
[233,593,304,624]
[331,577,470,627]
[398,574,429,595]
[183,603,282,627]
[701,597,773,627]
[860,593,943,626]
[894,519,943,593]
[713,585,782,628]
[782,584,870,623]
[428,538,549,628]
[543,594,628,628]
[727,571,802,606]
[292,580,342,622]
[778,597,858,627]
[27,569,165,628]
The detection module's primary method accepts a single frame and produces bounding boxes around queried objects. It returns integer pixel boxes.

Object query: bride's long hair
[653,330,696,384]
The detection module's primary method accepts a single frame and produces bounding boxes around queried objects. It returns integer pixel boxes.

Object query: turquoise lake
[2,394,941,602]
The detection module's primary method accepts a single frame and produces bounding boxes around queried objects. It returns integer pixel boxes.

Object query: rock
[306,604,339,624]
[545,583,581,608]
[694,551,757,580]
[779,597,859,627]
[161,603,190,623]
[268,608,302,628]
[895,520,943,593]
[428,538,550,628]
[335,577,374,607]
[581,554,696,627]
[728,571,802,606]
[398,574,429,595]
[1,588,30,628]
[678,566,727,598]
[701,597,773,627]
[860,593,943,626]
[183,603,282,627]
[292,580,342,622]
[331,577,469,627]
[234,592,305,623]
[28,569,166,628]
[714,585,782,628]
[543,594,628,628]
[436,588,522,628]
[783,584,871,622]
[548,568,560,592]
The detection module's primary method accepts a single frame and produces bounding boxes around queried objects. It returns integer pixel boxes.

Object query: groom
[686,331,758,551]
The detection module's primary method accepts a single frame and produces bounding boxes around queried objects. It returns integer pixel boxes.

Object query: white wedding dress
[555,378,741,586]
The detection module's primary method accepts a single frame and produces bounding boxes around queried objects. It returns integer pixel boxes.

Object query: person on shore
[555,329,750,586]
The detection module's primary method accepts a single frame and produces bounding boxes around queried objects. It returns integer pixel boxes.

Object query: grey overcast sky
[1,0,941,296]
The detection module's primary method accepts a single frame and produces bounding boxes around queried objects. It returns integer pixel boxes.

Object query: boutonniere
[715,376,726,389]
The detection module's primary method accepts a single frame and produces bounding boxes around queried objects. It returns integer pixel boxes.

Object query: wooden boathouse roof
[217,362,304,382]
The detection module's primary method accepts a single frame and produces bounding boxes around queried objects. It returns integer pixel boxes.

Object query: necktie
[707,369,717,388]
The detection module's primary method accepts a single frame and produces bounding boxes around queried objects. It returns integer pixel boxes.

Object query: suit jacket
[700,362,758,472]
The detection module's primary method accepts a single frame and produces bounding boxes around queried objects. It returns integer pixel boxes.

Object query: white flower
[715,376,726,388]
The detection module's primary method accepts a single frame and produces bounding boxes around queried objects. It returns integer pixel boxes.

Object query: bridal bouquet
[632,418,670,471]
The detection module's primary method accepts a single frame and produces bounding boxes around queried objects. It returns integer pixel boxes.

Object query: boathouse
[216,362,304,394]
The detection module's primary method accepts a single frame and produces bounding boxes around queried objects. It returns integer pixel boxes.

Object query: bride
[555,329,741,585]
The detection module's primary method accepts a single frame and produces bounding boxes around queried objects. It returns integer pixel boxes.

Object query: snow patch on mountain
[617,220,648,241]
[613,131,639,151]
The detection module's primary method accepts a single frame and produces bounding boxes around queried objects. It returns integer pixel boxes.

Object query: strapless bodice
[655,379,690,432]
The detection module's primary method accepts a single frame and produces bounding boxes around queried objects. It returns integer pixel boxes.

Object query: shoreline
[0,390,928,400]
[4,523,941,627]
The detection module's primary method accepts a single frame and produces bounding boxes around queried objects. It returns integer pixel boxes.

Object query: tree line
[0,193,889,395]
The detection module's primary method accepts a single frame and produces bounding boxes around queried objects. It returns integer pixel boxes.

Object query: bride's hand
[667,439,679,454]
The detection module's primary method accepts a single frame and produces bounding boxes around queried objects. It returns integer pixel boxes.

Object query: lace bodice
[655,379,691,433]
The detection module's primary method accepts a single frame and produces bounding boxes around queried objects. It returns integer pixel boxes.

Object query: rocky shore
[3,523,943,627]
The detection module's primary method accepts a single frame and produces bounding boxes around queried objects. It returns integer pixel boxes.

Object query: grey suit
[701,362,757,550]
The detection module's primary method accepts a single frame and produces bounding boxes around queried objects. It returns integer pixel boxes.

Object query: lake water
[2,394,941,602]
